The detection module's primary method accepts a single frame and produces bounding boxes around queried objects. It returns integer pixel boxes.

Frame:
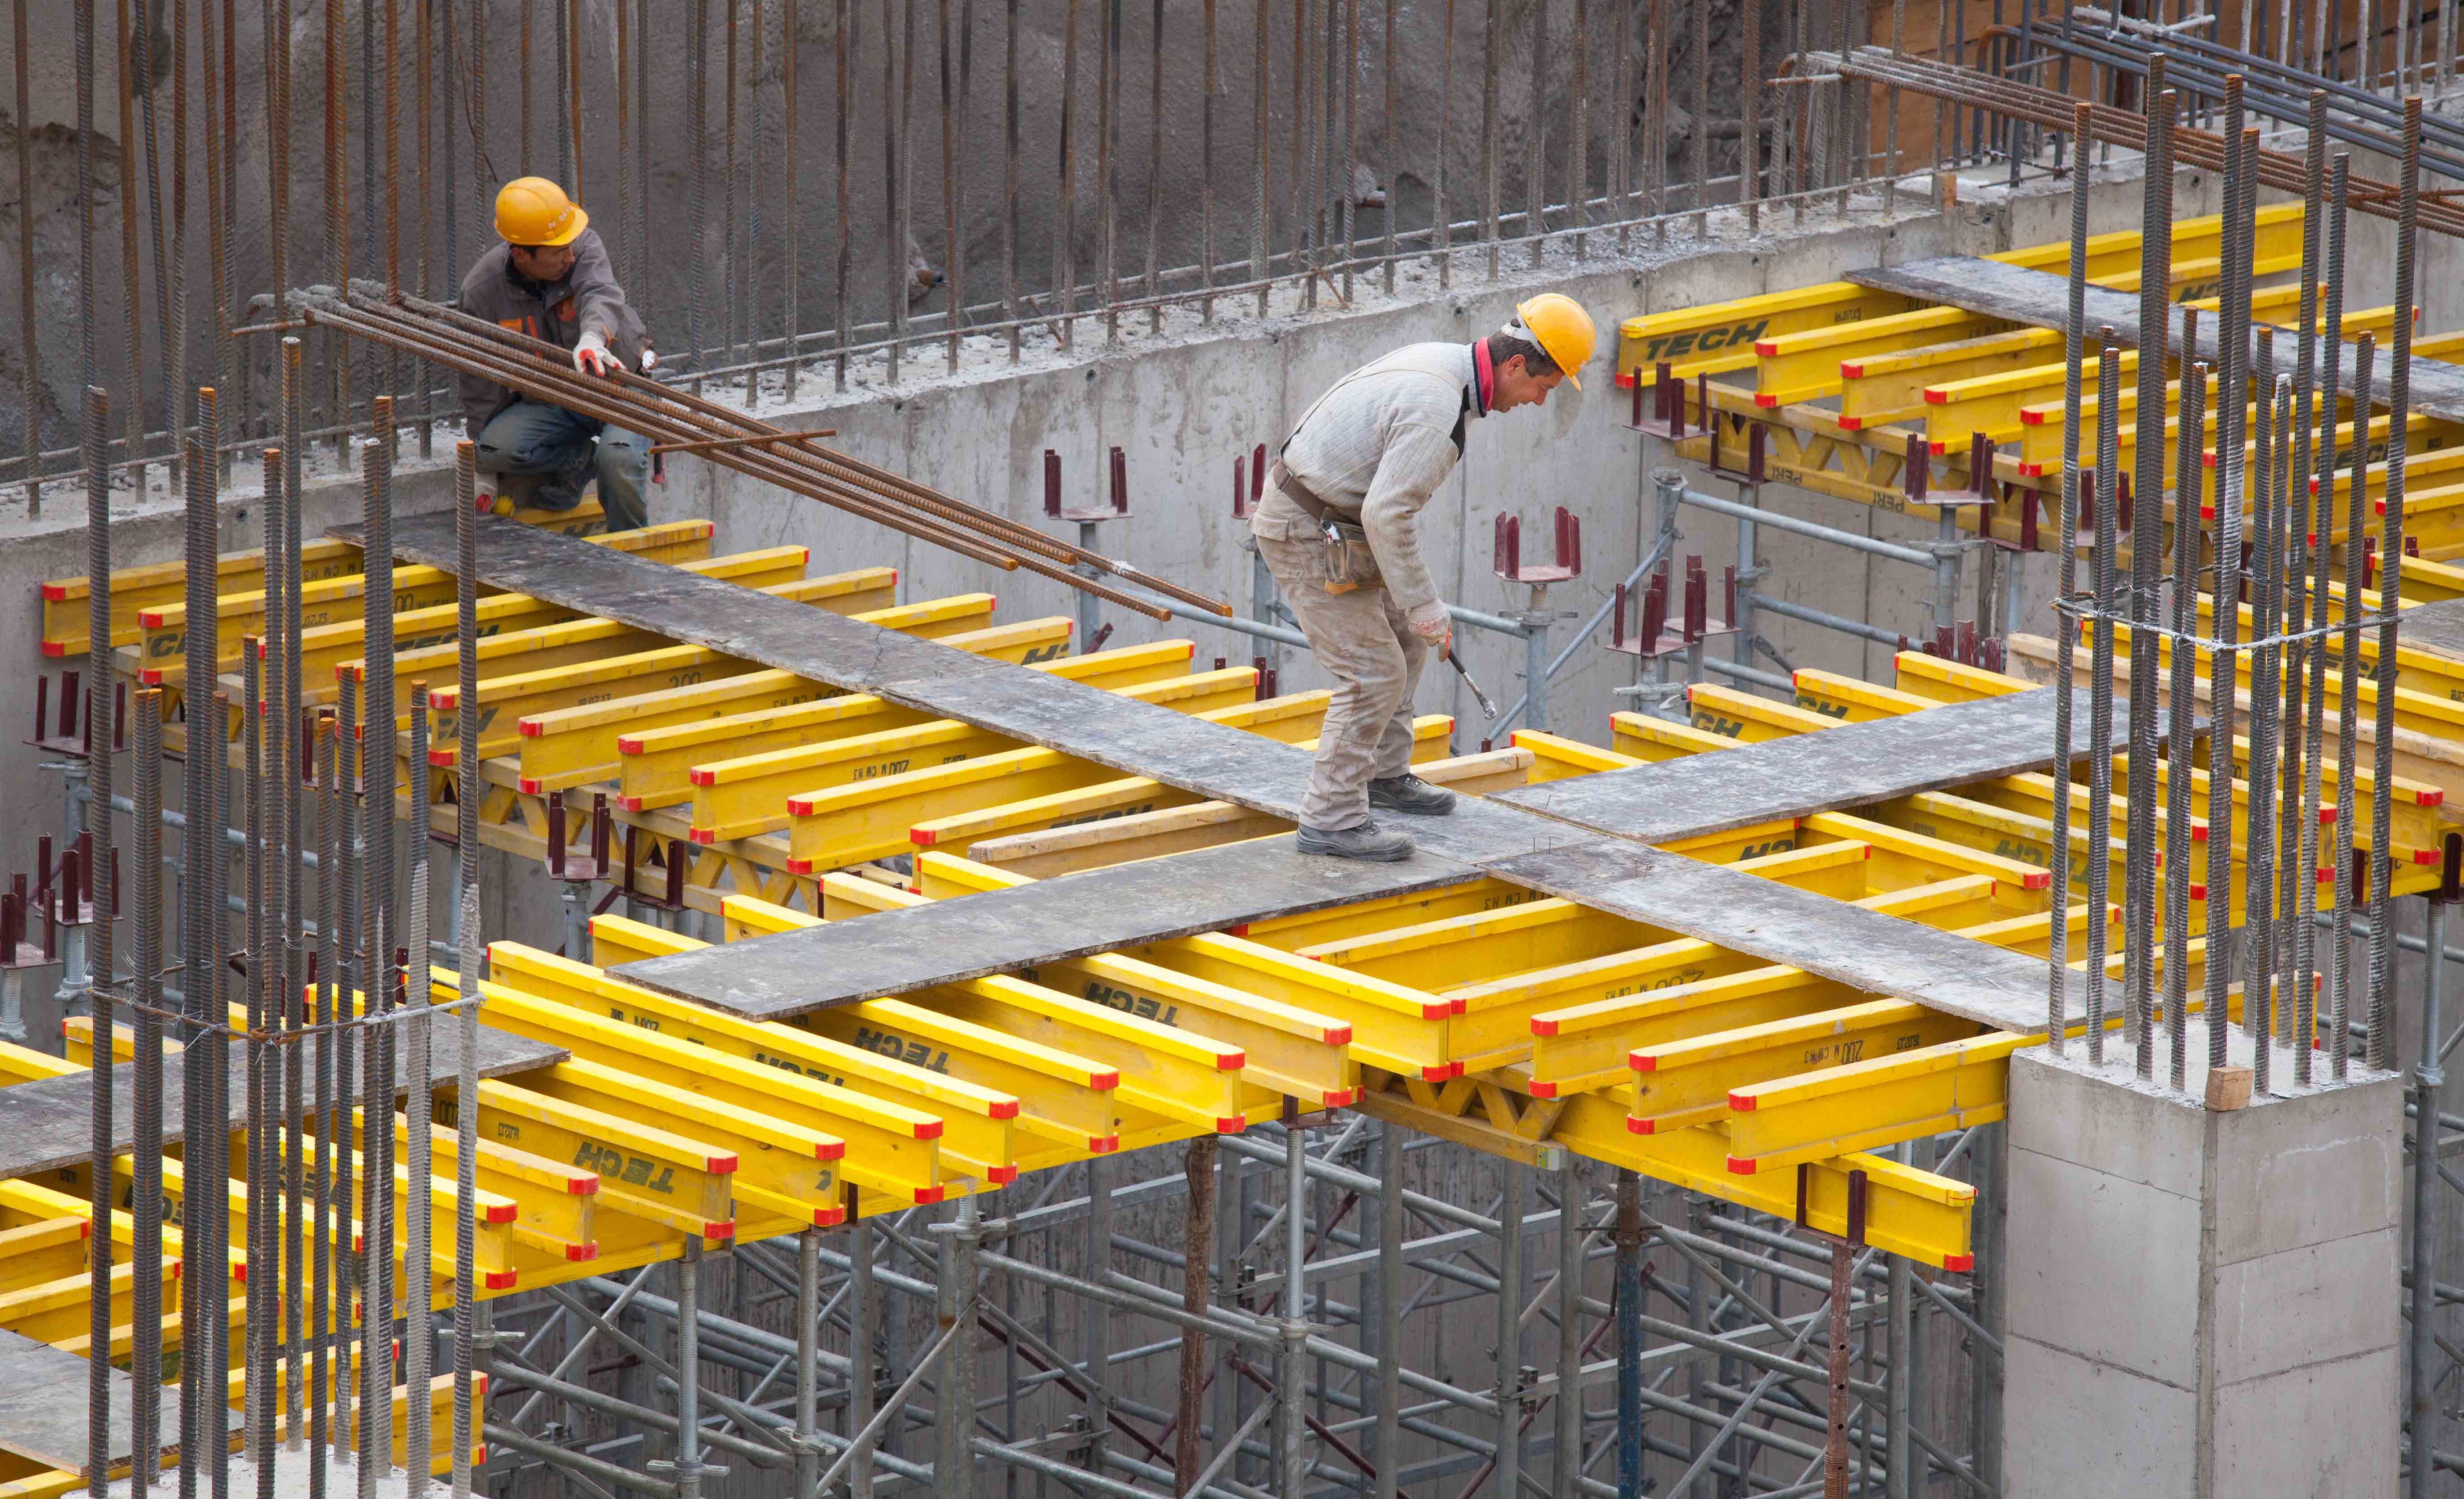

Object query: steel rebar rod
[2085,334,2123,1063]
[130,683,164,1483]
[452,440,483,1499]
[79,382,113,1491]
[2370,97,2423,1072]
[2122,76,2173,1070]
[2206,91,2253,1071]
[2047,100,2093,1056]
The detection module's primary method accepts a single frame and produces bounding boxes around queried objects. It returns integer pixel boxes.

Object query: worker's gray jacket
[1250,341,1482,629]
[456,228,648,432]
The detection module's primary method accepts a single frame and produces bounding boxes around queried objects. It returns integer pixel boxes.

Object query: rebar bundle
[290,285,1231,625]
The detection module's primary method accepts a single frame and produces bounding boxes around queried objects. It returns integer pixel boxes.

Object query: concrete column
[2003,1045,2401,1497]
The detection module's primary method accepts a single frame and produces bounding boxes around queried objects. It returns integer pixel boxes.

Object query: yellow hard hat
[495,176,589,247]
[1506,293,1596,390]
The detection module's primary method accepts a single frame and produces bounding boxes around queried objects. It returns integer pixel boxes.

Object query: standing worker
[460,176,656,530]
[1256,293,1596,861]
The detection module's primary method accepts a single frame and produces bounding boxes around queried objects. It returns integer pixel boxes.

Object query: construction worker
[1256,293,1596,861]
[459,176,654,530]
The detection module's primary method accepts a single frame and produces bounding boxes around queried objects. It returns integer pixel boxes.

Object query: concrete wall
[0,151,2218,962]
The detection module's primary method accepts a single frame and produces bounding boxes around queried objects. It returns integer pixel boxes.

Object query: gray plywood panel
[0,1331,131,1472]
[1473,840,2115,1035]
[0,1021,563,1181]
[1849,257,2464,428]
[2396,598,2464,662]
[615,836,1490,1018]
[1497,686,2112,841]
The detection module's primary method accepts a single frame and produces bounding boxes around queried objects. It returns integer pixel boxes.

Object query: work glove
[1407,601,1451,656]
[638,346,659,373]
[574,327,615,377]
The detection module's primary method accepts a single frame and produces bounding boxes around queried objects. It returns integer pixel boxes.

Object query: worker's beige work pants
[1258,535,1430,831]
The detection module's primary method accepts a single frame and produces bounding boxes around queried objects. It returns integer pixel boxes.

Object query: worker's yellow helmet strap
[1504,293,1598,391]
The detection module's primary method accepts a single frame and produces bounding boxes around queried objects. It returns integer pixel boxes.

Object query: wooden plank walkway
[358,515,2128,1036]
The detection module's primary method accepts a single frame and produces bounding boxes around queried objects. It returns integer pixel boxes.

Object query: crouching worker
[461,176,655,530]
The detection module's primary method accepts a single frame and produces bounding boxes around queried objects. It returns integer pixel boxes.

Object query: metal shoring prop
[131,686,167,1489]
[452,441,485,1499]
[79,383,113,1494]
[2047,100,2094,1057]
[2166,361,2209,1089]
[2205,96,2253,1073]
[2084,334,2124,1065]
[2122,72,2174,1069]
[2369,96,2423,1074]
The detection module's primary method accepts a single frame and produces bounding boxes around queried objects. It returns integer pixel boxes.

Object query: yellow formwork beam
[1545,1093,1976,1269]
[1612,201,2304,387]
[290,548,871,704]
[442,968,947,1202]
[41,534,371,658]
[906,856,1465,1084]
[485,940,1025,1187]
[1513,877,2029,1096]
[688,667,1268,842]
[615,639,1197,812]
[512,609,1167,796]
[1723,1032,2029,1176]
[421,592,1011,759]
[773,699,1418,874]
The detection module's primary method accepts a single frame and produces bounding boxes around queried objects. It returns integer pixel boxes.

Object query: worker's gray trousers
[1259,536,1430,831]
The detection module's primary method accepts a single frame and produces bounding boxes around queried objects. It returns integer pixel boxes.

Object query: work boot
[1295,820,1417,862]
[1369,773,1456,816]
[527,459,594,513]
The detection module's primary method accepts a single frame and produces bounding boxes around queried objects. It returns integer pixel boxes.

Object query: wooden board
[1497,687,2115,841]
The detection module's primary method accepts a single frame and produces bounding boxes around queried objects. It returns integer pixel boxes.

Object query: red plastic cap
[1725,1156,1757,1174]
[987,1099,1020,1120]
[1215,1114,1249,1133]
[1090,1069,1121,1091]
[688,768,716,786]
[1728,1091,1758,1111]
[1527,1080,1558,1099]
[988,1165,1019,1184]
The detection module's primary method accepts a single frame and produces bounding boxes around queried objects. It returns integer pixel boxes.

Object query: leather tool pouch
[1319,518,1379,595]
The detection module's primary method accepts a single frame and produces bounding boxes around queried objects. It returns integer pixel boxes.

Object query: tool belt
[1270,460,1379,596]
